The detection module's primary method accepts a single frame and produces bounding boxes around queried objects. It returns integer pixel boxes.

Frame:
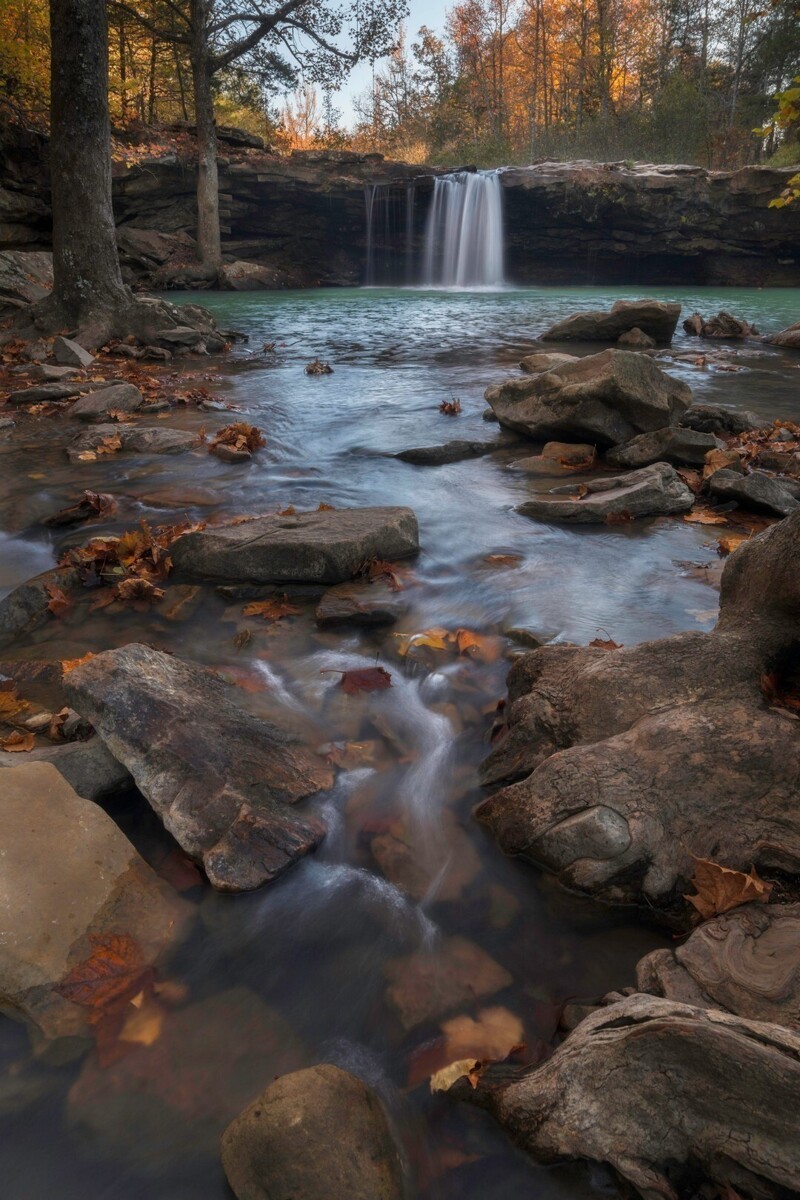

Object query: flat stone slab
[395,440,498,465]
[171,506,419,584]
[607,425,722,468]
[65,643,332,891]
[315,580,407,627]
[518,462,694,523]
[70,382,143,420]
[67,424,199,461]
[0,737,131,801]
[707,468,799,516]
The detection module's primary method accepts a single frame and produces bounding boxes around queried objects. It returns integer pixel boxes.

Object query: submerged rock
[616,326,656,348]
[0,566,80,648]
[395,440,498,465]
[517,462,694,523]
[764,320,800,350]
[518,351,577,374]
[485,349,691,446]
[0,763,191,1051]
[384,936,512,1031]
[680,403,760,435]
[70,382,143,420]
[540,299,681,344]
[171,507,419,585]
[606,425,722,468]
[454,993,800,1198]
[65,644,331,891]
[315,580,407,628]
[221,1065,405,1200]
[706,467,799,516]
[637,903,800,1028]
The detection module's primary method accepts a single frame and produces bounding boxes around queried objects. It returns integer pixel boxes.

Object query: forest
[1,0,799,169]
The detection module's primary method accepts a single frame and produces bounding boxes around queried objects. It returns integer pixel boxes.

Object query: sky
[333,0,451,127]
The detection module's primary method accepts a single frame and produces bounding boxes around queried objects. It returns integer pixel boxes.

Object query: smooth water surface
[0,284,798,1200]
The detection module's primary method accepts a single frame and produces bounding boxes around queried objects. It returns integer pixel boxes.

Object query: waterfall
[422,171,505,289]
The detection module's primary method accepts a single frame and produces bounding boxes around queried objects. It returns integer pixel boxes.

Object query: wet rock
[540,300,681,344]
[540,441,596,464]
[65,643,331,891]
[703,447,746,477]
[764,320,800,350]
[519,351,577,374]
[384,936,512,1031]
[0,566,80,648]
[221,1064,405,1200]
[683,310,758,338]
[616,326,656,349]
[32,364,78,382]
[70,381,144,420]
[171,507,419,585]
[68,988,306,1168]
[395,441,497,465]
[482,409,499,422]
[606,426,722,468]
[9,381,83,405]
[213,443,252,463]
[0,763,191,1051]
[315,580,407,628]
[477,513,800,916]
[370,813,482,903]
[517,462,694,523]
[706,468,799,516]
[53,336,95,368]
[67,424,199,462]
[503,628,546,650]
[485,349,692,446]
[455,993,800,1199]
[680,403,760,435]
[637,903,800,1028]
[0,735,132,801]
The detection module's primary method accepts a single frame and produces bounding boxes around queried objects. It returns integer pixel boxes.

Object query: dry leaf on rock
[440,1006,525,1064]
[429,1059,481,1094]
[0,730,35,753]
[439,398,462,415]
[0,684,27,721]
[209,422,265,453]
[43,490,117,528]
[394,628,451,655]
[717,532,749,556]
[56,933,151,1013]
[114,577,165,609]
[337,666,393,695]
[683,507,728,526]
[589,629,622,650]
[45,583,73,617]
[685,857,772,920]
[242,597,300,622]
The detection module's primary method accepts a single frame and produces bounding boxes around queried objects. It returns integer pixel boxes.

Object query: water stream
[1,284,798,1198]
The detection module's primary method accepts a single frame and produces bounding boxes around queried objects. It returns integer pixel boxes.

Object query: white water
[422,171,505,289]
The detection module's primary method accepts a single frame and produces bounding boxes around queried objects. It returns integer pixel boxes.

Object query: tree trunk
[190,0,222,277]
[48,0,130,341]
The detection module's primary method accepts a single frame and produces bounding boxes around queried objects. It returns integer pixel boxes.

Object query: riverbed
[1,284,798,1199]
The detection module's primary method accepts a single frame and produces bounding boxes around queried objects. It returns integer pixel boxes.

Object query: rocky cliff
[1,124,798,289]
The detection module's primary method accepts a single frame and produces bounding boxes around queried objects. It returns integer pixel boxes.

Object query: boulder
[706,467,799,516]
[680,404,760,435]
[395,441,498,465]
[221,1065,405,1200]
[485,349,692,446]
[616,326,655,348]
[517,462,694,523]
[637,903,800,1028]
[683,310,758,338]
[0,250,53,317]
[64,643,331,891]
[518,352,577,374]
[454,993,800,1199]
[69,382,144,420]
[67,424,199,462]
[68,988,306,1168]
[53,336,95,368]
[171,507,419,585]
[477,512,800,917]
[315,580,407,628]
[764,320,800,350]
[0,763,191,1050]
[9,381,83,404]
[606,426,722,468]
[0,735,131,801]
[540,300,681,344]
[0,566,81,648]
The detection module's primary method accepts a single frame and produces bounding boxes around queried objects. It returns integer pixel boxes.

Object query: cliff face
[1,125,798,288]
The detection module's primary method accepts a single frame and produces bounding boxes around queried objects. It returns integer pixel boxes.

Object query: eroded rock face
[454,993,800,1199]
[477,512,800,915]
[485,350,692,446]
[0,763,191,1051]
[539,300,681,344]
[65,643,331,891]
[764,320,800,349]
[221,1065,405,1200]
[517,462,694,523]
[637,903,800,1028]
[171,507,419,584]
[606,426,722,468]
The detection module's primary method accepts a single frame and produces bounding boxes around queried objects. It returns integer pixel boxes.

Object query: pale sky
[334,0,451,127]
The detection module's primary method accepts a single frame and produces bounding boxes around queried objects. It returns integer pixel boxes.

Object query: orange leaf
[483,554,523,568]
[338,666,392,694]
[45,583,73,617]
[61,653,95,675]
[683,507,727,526]
[56,933,151,1014]
[684,857,772,921]
[242,597,300,622]
[0,730,35,753]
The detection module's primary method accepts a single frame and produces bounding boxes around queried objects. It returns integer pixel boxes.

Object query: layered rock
[764,320,800,349]
[539,299,681,343]
[64,644,332,891]
[517,462,695,523]
[606,426,722,468]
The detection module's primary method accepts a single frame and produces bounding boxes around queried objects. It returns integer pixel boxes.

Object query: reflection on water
[1,285,798,1198]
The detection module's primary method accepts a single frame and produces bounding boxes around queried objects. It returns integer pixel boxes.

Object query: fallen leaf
[357,558,405,590]
[242,597,301,622]
[429,1059,479,1094]
[684,857,772,920]
[589,628,622,650]
[683,507,728,526]
[45,583,73,617]
[393,628,451,655]
[305,359,333,375]
[605,509,633,524]
[96,433,122,456]
[317,502,335,511]
[455,628,502,662]
[439,398,462,416]
[717,532,749,556]
[114,577,165,609]
[337,666,393,695]
[209,422,265,453]
[277,505,297,516]
[56,933,150,1012]
[233,628,252,652]
[0,730,35,753]
[0,685,27,721]
[118,992,164,1048]
[43,490,117,527]
[483,554,523,568]
[440,1007,525,1065]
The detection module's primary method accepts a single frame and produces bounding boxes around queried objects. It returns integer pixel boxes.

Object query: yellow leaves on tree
[685,857,772,921]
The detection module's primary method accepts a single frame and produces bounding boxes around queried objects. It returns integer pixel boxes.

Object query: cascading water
[422,170,505,289]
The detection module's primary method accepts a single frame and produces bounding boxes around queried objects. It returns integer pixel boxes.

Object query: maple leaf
[336,666,393,694]
[209,422,266,453]
[114,577,165,609]
[357,558,404,590]
[0,730,35,753]
[455,628,502,662]
[96,433,122,456]
[45,583,73,617]
[242,597,300,622]
[56,933,151,1013]
[589,629,622,650]
[684,857,772,920]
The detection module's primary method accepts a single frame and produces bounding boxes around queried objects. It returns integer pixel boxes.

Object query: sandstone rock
[53,336,95,368]
[65,643,331,891]
[540,300,681,343]
[485,349,692,446]
[517,462,694,523]
[68,988,305,1167]
[706,467,799,516]
[384,936,512,1031]
[454,993,800,1199]
[680,404,761,435]
[221,1065,405,1200]
[637,903,800,1028]
[395,440,497,465]
[683,310,758,338]
[764,320,800,350]
[606,425,722,468]
[171,507,419,584]
[0,763,191,1050]
[518,352,577,374]
[315,580,407,628]
[70,382,144,421]
[67,424,199,462]
[0,735,131,801]
[616,326,656,348]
